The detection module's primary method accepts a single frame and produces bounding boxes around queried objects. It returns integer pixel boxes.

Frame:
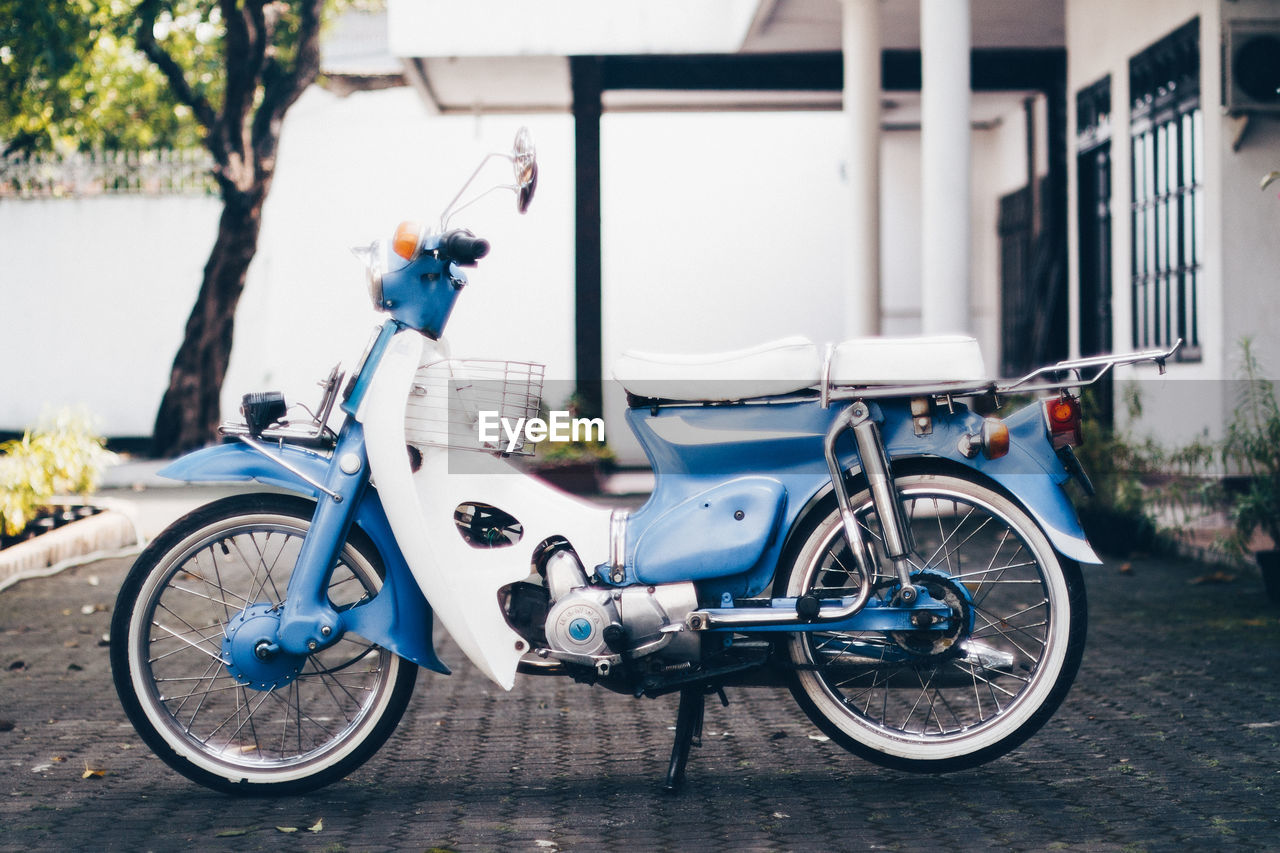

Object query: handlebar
[440,229,490,266]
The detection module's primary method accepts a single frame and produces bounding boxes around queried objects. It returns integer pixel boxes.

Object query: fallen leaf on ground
[1118,563,1133,574]
[276,827,298,834]
[308,819,324,833]
[81,760,106,779]
[1189,571,1236,585]
[215,828,251,838]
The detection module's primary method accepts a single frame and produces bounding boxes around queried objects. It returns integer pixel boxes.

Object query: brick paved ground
[1,546,1278,851]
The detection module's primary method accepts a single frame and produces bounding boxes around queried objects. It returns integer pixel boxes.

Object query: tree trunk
[151,186,266,455]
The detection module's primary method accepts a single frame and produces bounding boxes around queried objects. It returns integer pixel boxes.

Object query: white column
[842,0,881,337]
[920,0,971,335]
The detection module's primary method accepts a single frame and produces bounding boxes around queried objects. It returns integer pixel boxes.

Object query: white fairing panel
[359,330,613,689]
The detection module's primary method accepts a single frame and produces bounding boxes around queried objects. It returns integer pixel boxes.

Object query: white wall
[228,87,579,428]
[0,88,579,441]
[599,111,850,463]
[0,196,219,436]
[598,110,1027,463]
[2,85,1031,466]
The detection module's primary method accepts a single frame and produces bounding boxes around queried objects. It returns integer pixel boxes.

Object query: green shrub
[1221,338,1280,555]
[1071,385,1217,557]
[0,410,116,537]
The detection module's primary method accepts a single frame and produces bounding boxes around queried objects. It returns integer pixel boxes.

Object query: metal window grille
[1128,18,1202,361]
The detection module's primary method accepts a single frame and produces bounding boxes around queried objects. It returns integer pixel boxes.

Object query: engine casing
[541,549,699,664]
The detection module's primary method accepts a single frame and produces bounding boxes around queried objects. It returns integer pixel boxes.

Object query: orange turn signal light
[957,417,1010,460]
[982,418,1010,460]
[392,220,423,260]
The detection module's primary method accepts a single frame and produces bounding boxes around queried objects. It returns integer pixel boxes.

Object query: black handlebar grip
[441,229,490,265]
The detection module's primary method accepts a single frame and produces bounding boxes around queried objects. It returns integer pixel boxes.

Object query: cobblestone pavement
[1,546,1278,852]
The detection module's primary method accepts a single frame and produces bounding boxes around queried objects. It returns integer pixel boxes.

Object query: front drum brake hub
[222,603,307,691]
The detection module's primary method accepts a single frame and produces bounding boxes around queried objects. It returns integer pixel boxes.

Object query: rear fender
[776,423,1101,570]
[158,444,447,672]
[980,402,1101,565]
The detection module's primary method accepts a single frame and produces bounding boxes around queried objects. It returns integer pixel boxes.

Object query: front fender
[158,444,448,673]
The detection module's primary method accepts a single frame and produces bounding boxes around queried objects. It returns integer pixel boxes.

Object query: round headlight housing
[364,241,388,310]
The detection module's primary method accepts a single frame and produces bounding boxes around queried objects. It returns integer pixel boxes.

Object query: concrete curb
[0,508,142,593]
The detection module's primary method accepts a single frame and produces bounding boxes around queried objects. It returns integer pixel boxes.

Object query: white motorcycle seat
[613,334,989,402]
[613,336,822,401]
[829,335,988,385]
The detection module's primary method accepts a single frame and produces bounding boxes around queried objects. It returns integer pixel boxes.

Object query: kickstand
[664,684,728,792]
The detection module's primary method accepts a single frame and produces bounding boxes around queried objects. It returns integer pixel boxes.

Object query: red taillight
[1043,395,1083,449]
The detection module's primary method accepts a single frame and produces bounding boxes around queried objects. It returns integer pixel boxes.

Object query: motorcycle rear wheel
[110,494,417,795]
[783,473,1086,772]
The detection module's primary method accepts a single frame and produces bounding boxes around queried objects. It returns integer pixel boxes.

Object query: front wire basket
[405,359,545,455]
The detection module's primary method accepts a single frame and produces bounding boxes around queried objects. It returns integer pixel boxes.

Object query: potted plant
[1221,339,1280,602]
[521,395,615,495]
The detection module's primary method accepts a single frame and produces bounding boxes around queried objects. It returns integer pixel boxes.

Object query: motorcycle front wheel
[110,494,417,795]
[783,473,1086,772]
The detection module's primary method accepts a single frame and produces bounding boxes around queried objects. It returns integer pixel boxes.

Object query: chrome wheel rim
[127,512,402,783]
[789,480,1070,758]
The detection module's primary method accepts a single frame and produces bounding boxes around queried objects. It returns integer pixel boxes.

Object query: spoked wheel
[110,494,417,794]
[783,473,1086,772]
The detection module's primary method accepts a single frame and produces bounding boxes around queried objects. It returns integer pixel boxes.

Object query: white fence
[0,149,215,199]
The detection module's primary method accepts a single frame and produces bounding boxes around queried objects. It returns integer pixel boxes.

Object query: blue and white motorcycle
[111,129,1177,794]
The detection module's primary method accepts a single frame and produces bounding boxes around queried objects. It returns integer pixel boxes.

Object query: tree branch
[136,0,217,133]
[220,0,272,158]
[250,0,322,178]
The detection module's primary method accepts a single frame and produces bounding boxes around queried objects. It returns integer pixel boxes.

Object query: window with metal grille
[1129,18,1203,361]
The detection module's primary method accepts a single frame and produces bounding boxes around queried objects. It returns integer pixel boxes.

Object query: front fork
[823,401,919,603]
[271,419,371,656]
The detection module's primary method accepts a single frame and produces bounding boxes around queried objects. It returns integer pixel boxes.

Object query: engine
[536,550,700,667]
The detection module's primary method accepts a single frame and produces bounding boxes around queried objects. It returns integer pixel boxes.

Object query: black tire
[110,494,418,795]
[782,473,1086,772]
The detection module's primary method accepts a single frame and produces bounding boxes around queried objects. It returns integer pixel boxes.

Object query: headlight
[354,240,388,310]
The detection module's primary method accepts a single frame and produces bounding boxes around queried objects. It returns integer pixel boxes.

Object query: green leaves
[1221,339,1280,552]
[0,1,204,154]
[0,409,116,536]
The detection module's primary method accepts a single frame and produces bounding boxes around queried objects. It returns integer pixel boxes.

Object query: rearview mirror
[512,127,537,214]
[439,127,540,227]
